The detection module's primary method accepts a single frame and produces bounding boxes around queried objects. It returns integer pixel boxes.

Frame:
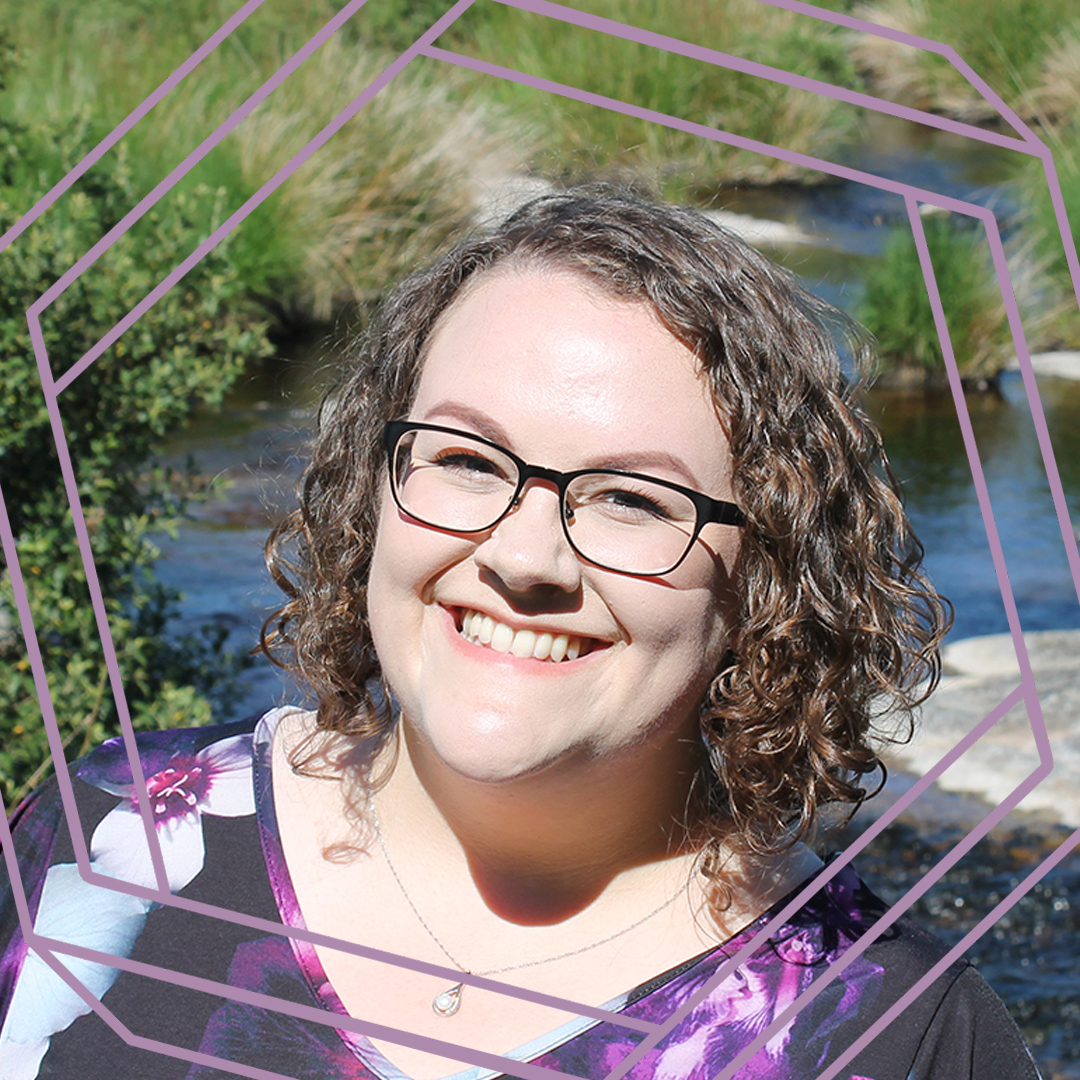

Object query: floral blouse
[0,710,1041,1080]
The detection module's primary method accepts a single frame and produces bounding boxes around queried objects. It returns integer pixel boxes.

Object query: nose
[472,479,582,597]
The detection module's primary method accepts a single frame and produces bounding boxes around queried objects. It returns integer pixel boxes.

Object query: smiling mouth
[456,608,599,662]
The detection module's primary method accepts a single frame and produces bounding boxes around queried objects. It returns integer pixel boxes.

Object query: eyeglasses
[383,421,746,577]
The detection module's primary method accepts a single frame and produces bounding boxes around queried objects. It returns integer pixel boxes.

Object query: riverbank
[844,629,1080,1079]
[1007,351,1080,381]
[873,629,1080,828]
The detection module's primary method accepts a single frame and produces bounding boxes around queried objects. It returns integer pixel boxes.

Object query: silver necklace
[370,802,692,1017]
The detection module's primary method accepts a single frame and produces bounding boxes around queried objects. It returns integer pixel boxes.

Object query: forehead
[410,267,732,489]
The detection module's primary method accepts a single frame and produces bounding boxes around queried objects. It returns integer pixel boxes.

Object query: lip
[439,604,613,667]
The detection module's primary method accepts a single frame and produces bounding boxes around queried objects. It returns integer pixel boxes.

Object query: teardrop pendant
[432,982,465,1016]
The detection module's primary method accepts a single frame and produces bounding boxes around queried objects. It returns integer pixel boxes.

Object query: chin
[406,707,577,786]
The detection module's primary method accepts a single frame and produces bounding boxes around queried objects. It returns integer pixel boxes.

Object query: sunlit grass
[1,0,526,323]
[850,0,1080,122]
[857,213,1015,377]
[1020,141,1080,347]
[439,0,863,195]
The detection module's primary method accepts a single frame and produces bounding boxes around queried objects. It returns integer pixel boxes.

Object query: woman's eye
[595,487,671,520]
[433,451,507,478]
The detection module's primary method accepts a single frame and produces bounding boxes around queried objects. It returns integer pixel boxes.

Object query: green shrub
[1018,47,1080,347]
[0,113,271,805]
[857,212,1011,376]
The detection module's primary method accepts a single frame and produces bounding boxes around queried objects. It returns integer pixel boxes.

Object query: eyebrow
[418,400,708,489]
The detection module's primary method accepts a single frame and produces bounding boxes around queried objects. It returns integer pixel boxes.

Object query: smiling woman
[0,190,1042,1080]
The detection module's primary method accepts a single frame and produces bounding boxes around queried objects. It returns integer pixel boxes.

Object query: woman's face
[367,267,741,786]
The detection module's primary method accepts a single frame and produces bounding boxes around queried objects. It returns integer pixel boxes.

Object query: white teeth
[458,611,590,663]
[490,622,514,653]
[510,629,536,658]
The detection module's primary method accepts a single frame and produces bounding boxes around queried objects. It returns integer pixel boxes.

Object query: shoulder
[832,873,1042,1080]
[618,864,1040,1080]
[1,711,294,1077]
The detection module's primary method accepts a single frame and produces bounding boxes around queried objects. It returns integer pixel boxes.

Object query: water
[870,373,1080,642]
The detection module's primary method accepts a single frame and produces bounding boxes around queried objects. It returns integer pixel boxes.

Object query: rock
[880,629,1080,827]
[701,209,816,247]
[1004,350,1080,380]
[942,629,1080,678]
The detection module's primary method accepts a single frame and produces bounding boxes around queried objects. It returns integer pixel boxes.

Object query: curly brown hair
[261,186,951,856]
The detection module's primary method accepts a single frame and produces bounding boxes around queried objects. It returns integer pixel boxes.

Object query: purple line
[33,0,378,358]
[817,821,1080,1079]
[0,0,270,257]
[30,935,584,1080]
[610,196,1051,1076]
[0,439,163,889]
[6,1,1076,1075]
[600,683,1029,1080]
[934,200,1062,766]
[1013,159,1080,608]
[23,315,170,892]
[15,944,297,1079]
[13,31,1058,1080]
[908,197,1044,725]
[1040,154,1080,318]
[0,789,651,1038]
[495,0,1035,155]
[423,45,1023,215]
[3,0,668,1056]
[744,0,1039,144]
[29,0,484,913]
[49,0,476,397]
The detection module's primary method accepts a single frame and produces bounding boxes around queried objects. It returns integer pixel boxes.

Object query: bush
[857,212,1012,377]
[0,111,272,805]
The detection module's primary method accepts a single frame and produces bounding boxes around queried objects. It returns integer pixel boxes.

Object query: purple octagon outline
[0,1,1078,1078]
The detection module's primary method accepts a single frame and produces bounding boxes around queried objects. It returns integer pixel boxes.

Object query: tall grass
[1020,35,1080,348]
[857,213,1014,377]
[439,0,863,196]
[1,0,526,323]
[850,0,1080,121]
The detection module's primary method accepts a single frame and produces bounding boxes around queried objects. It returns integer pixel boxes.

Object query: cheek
[366,507,428,663]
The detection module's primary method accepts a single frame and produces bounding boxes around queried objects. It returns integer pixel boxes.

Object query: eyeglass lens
[390,427,701,575]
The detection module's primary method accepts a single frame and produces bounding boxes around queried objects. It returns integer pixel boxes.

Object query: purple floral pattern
[0,713,1040,1080]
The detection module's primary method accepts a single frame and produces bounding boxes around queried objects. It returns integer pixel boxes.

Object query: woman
[0,189,1040,1079]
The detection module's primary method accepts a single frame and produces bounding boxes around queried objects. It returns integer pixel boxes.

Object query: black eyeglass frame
[383,420,746,576]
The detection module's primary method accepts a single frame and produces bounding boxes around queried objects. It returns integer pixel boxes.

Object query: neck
[372,719,709,926]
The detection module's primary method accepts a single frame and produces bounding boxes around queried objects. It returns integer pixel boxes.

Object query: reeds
[1,0,528,323]
[850,0,1080,122]
[857,212,1014,377]
[442,0,862,195]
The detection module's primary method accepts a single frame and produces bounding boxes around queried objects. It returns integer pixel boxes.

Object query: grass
[437,0,864,197]
[849,0,1080,121]
[857,212,1014,377]
[1015,30,1080,347]
[0,0,525,324]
